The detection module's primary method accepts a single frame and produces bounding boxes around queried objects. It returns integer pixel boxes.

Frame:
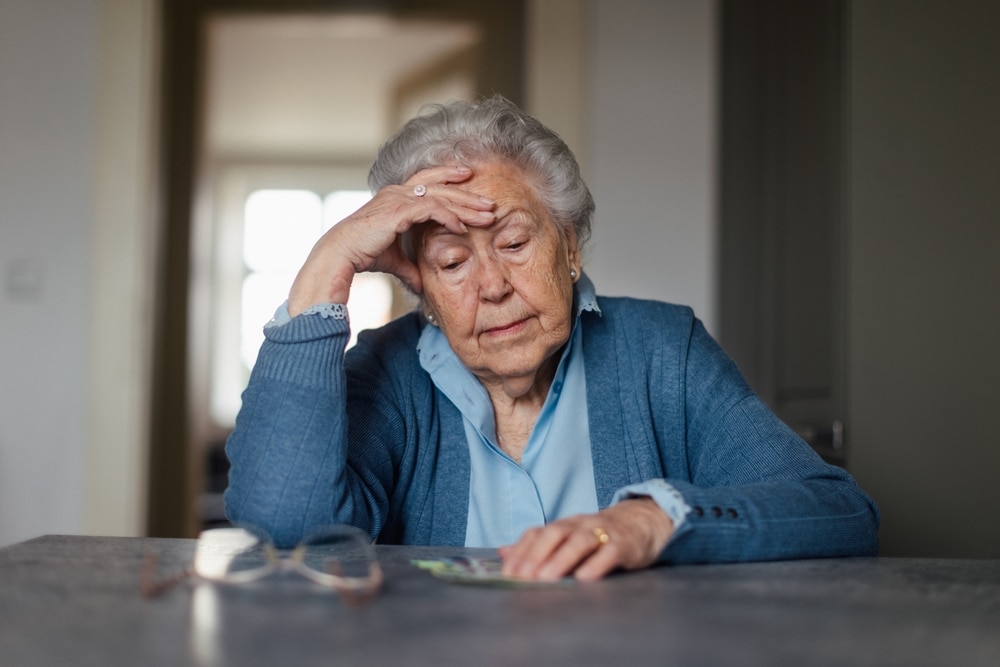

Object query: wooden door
[718,0,848,464]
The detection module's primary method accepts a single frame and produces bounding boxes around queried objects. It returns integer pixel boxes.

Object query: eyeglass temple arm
[139,552,195,599]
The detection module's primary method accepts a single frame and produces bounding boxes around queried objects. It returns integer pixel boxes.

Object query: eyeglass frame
[140,523,383,604]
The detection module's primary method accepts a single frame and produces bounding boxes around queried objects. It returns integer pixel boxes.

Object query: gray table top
[1,535,998,667]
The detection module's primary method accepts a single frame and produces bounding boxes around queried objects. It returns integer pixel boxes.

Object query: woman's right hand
[287,164,496,317]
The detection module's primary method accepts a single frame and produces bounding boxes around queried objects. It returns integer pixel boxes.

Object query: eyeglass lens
[299,527,377,580]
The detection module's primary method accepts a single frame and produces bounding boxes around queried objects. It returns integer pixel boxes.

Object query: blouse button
[711,506,723,517]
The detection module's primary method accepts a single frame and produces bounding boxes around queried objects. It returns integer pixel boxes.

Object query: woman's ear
[420,300,438,326]
[565,228,581,280]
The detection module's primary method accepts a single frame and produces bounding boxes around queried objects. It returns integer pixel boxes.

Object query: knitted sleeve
[659,318,880,563]
[223,310,395,547]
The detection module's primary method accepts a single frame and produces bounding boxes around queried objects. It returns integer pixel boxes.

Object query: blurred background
[1,0,997,557]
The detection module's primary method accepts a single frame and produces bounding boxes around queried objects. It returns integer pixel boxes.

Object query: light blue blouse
[417,278,601,547]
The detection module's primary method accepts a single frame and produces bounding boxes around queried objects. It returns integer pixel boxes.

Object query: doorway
[149,0,525,538]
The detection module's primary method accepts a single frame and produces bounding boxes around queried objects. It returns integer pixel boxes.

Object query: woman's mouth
[484,318,529,335]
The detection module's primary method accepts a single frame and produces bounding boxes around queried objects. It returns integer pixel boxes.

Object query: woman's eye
[441,259,464,271]
[506,240,527,251]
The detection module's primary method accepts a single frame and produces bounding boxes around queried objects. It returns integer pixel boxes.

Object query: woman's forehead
[421,210,537,249]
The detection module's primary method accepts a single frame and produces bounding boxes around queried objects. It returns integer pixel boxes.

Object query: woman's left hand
[498,497,675,581]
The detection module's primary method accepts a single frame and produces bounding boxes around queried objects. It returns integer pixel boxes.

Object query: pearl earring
[425,311,436,325]
[570,269,578,280]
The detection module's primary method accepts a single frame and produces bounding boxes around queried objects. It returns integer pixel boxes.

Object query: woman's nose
[476,257,511,302]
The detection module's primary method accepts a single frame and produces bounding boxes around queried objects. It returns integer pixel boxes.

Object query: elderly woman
[225,96,878,581]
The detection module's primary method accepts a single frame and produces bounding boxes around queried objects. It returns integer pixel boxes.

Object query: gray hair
[368,95,594,250]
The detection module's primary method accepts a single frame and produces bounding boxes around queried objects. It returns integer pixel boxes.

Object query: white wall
[584,0,718,332]
[0,0,156,548]
[0,0,97,546]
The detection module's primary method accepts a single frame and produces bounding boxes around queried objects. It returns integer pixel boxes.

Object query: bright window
[240,188,392,367]
[211,184,394,427]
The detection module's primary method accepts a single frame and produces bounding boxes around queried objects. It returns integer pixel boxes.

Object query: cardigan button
[694,506,705,517]
[727,508,739,518]
[711,506,723,518]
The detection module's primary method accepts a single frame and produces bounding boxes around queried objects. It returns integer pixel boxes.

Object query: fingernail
[479,196,495,206]
[478,210,494,219]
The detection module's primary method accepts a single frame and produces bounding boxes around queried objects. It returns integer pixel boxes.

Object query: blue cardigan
[225,297,879,563]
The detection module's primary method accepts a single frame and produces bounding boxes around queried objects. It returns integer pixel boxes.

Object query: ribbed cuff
[255,307,351,389]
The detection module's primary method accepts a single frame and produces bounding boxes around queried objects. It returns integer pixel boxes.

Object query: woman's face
[415,161,580,399]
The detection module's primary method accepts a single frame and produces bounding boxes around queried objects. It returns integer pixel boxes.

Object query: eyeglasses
[140,524,382,605]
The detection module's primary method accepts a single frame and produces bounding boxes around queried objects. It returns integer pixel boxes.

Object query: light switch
[6,258,44,301]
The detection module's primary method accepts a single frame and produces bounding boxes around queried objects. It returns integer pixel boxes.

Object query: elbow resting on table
[223,487,302,548]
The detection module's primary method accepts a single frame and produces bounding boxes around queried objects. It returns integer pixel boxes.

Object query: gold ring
[592,527,610,546]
